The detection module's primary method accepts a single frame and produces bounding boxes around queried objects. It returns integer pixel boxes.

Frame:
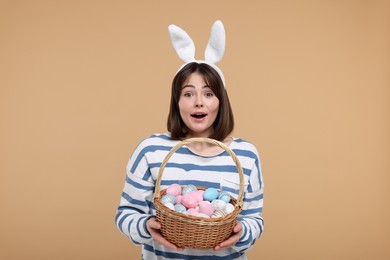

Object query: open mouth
[191,113,207,119]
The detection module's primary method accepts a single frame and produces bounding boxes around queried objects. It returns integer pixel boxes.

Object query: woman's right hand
[146,217,184,251]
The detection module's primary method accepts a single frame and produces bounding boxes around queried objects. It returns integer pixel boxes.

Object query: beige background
[1,1,389,259]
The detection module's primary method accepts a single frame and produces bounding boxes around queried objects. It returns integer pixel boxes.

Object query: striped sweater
[115,133,264,259]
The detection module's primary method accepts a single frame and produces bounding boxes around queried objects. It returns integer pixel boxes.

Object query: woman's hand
[213,221,243,251]
[146,217,184,251]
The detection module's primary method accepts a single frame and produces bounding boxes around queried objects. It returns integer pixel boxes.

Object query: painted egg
[174,203,187,213]
[187,208,199,216]
[218,191,231,203]
[190,190,204,202]
[175,195,183,204]
[211,209,227,218]
[182,184,197,195]
[197,190,204,199]
[203,188,219,201]
[198,201,214,216]
[195,213,210,218]
[164,202,175,210]
[181,193,197,209]
[224,203,235,214]
[211,199,227,211]
[166,183,182,196]
[161,194,176,205]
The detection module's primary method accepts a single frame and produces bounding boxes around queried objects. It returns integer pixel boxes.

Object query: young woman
[115,21,264,259]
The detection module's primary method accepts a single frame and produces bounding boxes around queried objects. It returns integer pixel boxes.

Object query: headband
[168,20,226,87]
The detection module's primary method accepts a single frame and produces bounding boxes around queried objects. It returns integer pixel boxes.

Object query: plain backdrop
[1,1,389,259]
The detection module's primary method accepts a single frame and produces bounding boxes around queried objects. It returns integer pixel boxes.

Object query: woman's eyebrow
[181,84,210,89]
[181,85,195,89]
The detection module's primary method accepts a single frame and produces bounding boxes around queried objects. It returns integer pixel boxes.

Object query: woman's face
[178,72,220,138]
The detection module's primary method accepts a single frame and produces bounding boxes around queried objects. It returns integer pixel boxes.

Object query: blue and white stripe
[115,133,264,259]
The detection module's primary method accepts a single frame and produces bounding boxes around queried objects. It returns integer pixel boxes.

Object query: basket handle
[153,137,245,208]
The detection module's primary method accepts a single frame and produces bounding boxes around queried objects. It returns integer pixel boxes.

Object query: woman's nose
[195,96,204,107]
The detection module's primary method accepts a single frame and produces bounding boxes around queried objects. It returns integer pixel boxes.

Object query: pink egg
[166,183,182,196]
[187,208,199,216]
[198,201,215,216]
[181,193,197,209]
[195,213,210,218]
[175,195,182,204]
[190,190,204,202]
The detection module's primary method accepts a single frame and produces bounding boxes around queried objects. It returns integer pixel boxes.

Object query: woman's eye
[183,92,193,97]
[205,92,214,97]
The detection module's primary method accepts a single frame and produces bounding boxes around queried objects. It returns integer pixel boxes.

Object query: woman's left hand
[213,221,242,251]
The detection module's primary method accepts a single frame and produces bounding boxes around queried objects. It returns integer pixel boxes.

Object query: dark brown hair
[167,62,234,141]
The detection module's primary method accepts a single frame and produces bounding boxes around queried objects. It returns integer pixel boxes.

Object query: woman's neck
[185,136,233,156]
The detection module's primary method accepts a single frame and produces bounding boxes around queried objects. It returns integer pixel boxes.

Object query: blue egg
[182,184,197,195]
[218,191,231,203]
[203,188,219,201]
[161,194,176,205]
[174,203,187,213]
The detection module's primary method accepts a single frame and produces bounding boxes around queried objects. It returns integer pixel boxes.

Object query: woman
[115,21,264,259]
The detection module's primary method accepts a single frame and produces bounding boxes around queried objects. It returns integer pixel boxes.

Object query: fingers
[233,222,242,233]
[146,217,184,251]
[154,233,183,251]
[147,218,161,230]
[214,233,239,250]
[214,222,243,251]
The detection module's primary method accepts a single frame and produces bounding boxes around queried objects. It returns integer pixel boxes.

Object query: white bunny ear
[168,24,195,62]
[204,20,225,64]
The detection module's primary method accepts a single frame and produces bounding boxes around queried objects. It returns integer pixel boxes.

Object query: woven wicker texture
[153,137,244,249]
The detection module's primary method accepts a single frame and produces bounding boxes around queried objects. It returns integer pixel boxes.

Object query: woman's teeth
[191,113,207,119]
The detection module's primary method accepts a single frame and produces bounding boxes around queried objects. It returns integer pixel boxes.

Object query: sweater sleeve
[115,140,155,245]
[232,151,264,253]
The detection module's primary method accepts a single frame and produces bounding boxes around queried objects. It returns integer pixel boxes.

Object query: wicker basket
[153,137,244,249]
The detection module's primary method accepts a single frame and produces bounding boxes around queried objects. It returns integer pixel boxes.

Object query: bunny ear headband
[168,20,226,87]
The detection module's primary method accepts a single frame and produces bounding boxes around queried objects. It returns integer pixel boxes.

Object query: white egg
[224,203,235,214]
[211,199,227,211]
[211,209,227,218]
